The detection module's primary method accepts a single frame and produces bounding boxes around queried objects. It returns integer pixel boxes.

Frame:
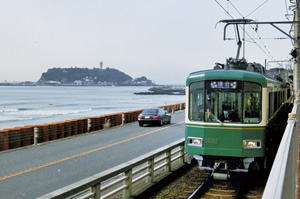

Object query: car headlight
[188,137,203,147]
[243,140,261,149]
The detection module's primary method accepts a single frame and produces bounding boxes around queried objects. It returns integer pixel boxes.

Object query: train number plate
[205,138,218,144]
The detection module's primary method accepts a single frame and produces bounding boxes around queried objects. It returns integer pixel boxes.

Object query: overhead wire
[245,0,269,18]
[214,0,235,19]
[227,0,244,19]
[215,0,290,65]
[235,0,276,62]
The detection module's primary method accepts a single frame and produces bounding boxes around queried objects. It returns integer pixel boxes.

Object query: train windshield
[189,81,261,124]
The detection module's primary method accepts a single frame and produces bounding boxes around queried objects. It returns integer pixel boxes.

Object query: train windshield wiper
[208,113,223,125]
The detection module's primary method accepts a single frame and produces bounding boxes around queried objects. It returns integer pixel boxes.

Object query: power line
[227,37,289,40]
[214,0,287,64]
[214,0,235,19]
[245,0,269,18]
[244,27,277,61]
[227,1,244,18]
[225,0,276,59]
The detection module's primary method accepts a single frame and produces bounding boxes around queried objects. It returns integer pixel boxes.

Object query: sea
[0,86,185,130]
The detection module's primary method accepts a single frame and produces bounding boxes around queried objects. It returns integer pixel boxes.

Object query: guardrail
[262,92,299,199]
[0,102,185,152]
[37,139,187,199]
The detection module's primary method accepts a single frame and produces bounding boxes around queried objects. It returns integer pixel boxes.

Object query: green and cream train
[185,58,290,178]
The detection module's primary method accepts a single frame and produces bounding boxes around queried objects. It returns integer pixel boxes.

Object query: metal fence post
[91,183,101,199]
[34,127,39,145]
[149,159,155,183]
[180,146,184,164]
[125,169,133,198]
[87,119,92,132]
[167,151,172,172]
[122,114,125,126]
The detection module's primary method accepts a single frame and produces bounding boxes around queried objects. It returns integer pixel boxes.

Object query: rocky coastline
[134,86,185,95]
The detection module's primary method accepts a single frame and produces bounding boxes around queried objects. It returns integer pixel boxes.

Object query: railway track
[153,164,266,199]
[189,173,265,199]
[193,181,264,198]
[152,165,211,199]
[193,180,239,198]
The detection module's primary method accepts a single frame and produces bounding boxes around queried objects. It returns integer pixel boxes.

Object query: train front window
[189,80,262,123]
[189,81,204,121]
[243,82,261,123]
[205,81,242,123]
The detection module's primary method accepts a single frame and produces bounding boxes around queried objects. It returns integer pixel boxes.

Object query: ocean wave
[0,116,33,122]
[55,104,78,107]
[92,107,116,110]
[0,108,92,122]
[18,108,34,111]
[9,108,92,116]
[0,108,19,113]
[0,108,34,113]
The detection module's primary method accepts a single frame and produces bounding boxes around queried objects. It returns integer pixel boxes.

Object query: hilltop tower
[100,61,103,70]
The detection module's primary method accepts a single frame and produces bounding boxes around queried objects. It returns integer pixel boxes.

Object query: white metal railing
[37,139,187,199]
[262,92,299,199]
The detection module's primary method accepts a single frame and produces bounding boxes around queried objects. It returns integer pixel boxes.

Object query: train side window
[269,92,274,119]
[274,92,278,110]
[189,81,204,121]
[243,82,262,123]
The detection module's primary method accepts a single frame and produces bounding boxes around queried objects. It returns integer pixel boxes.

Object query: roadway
[0,110,185,199]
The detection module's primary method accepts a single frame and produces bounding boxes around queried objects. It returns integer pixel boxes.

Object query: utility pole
[294,2,300,94]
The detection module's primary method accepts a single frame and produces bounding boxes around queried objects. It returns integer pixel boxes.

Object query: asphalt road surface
[0,110,185,199]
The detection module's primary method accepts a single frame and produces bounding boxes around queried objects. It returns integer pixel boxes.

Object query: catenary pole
[294,1,300,93]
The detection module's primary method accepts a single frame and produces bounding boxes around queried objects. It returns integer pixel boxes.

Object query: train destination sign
[210,81,237,89]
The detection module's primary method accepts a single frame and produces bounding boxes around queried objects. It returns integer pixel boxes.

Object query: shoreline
[134,86,185,95]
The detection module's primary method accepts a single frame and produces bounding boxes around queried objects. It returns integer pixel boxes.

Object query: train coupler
[212,160,230,180]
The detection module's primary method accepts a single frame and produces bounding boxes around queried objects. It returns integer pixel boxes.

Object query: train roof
[186,69,286,88]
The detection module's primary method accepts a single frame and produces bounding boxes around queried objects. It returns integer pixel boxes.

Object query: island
[36,67,154,86]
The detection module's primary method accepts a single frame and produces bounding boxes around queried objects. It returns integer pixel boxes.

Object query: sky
[0,0,295,85]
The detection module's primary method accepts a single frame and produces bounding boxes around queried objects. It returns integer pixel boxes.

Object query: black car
[138,108,171,127]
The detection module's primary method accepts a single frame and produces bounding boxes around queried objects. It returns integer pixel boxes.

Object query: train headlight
[243,140,261,149]
[188,137,203,147]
